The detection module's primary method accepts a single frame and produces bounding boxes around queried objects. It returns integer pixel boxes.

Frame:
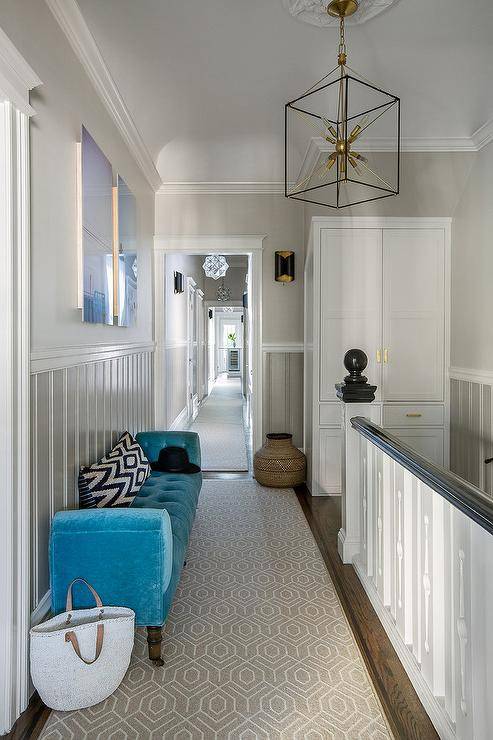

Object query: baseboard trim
[352,557,455,740]
[169,406,188,431]
[31,341,155,373]
[337,529,360,564]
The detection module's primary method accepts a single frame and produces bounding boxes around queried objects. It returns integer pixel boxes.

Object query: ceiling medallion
[217,280,232,302]
[203,254,229,280]
[284,0,400,209]
[282,0,397,27]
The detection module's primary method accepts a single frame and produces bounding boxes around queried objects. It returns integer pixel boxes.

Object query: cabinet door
[317,428,343,494]
[319,229,382,401]
[387,427,444,466]
[383,229,444,401]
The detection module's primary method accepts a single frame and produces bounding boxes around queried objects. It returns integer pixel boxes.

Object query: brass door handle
[383,349,389,363]
[406,412,422,418]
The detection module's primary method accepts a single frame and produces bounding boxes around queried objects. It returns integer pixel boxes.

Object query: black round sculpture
[343,348,368,384]
[335,349,377,403]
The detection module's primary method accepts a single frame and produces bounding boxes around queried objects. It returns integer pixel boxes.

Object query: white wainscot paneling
[450,376,492,495]
[30,346,154,619]
[263,349,303,448]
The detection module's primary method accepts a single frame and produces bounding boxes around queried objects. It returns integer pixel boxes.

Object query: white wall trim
[157,182,285,196]
[31,341,155,373]
[0,27,42,116]
[262,342,304,353]
[471,116,493,151]
[0,101,32,734]
[154,234,266,253]
[45,0,161,191]
[449,366,493,385]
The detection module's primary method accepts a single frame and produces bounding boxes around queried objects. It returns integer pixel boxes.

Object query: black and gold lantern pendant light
[285,0,400,209]
[275,251,295,283]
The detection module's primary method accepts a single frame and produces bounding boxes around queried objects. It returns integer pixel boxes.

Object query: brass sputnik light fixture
[285,0,400,209]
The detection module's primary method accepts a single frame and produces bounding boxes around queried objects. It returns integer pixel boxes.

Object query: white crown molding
[472,116,493,151]
[157,182,285,195]
[154,234,266,253]
[46,0,161,191]
[0,26,42,116]
[30,341,155,373]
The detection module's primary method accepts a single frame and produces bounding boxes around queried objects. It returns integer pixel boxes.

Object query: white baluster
[457,548,467,717]
[403,468,414,645]
[423,514,431,656]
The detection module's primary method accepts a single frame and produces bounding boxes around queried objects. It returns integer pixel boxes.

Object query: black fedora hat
[151,446,201,474]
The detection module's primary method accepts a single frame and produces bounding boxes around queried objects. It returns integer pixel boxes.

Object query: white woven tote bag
[30,578,135,711]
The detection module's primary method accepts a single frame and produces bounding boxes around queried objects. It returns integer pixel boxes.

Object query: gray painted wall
[451,143,493,370]
[155,194,304,344]
[0,1,155,617]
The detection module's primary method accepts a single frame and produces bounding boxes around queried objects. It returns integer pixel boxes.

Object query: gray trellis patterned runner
[187,376,248,471]
[40,481,392,739]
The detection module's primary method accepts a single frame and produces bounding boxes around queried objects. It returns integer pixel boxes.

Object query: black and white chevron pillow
[79,432,151,509]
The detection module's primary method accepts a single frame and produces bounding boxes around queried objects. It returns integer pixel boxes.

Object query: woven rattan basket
[253,433,306,488]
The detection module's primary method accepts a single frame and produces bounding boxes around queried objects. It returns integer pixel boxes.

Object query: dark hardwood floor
[6,693,50,740]
[295,485,439,740]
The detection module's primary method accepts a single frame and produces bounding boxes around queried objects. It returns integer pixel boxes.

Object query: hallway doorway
[154,236,264,463]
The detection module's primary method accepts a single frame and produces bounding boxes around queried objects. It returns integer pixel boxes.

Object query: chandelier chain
[338,16,347,65]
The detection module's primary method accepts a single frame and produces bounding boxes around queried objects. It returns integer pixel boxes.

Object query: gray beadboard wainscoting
[450,373,493,495]
[262,345,304,448]
[30,344,154,620]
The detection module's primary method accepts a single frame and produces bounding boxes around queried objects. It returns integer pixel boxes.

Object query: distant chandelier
[285,0,400,209]
[217,279,231,302]
[203,254,229,280]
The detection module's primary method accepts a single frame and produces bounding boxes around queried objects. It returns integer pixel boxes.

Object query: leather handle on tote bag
[64,578,105,665]
[65,624,104,665]
[65,578,103,612]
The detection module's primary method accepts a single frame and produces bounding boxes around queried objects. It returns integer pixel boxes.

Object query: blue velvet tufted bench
[49,431,202,664]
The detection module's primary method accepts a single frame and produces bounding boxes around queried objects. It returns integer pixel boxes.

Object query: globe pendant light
[203,254,229,280]
[285,0,400,209]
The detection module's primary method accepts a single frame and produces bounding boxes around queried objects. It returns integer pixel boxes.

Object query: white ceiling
[77,0,493,182]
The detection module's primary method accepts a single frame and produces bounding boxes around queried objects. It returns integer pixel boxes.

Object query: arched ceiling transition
[77,0,493,183]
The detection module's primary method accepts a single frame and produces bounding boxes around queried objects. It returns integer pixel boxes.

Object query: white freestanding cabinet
[304,218,451,496]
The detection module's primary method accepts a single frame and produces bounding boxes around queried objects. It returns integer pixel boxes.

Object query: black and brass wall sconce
[275,251,295,283]
[174,271,184,294]
[208,308,213,319]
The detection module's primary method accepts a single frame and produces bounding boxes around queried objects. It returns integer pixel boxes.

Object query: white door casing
[154,236,264,452]
[0,26,42,735]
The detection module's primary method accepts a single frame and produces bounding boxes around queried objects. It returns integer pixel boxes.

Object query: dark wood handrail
[351,416,493,536]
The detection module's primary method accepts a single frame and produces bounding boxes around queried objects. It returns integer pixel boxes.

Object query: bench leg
[146,626,164,666]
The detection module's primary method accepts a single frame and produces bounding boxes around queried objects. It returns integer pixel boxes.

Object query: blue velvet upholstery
[50,431,202,628]
[135,431,201,468]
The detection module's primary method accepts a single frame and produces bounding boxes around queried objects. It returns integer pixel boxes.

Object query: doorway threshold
[202,471,253,480]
